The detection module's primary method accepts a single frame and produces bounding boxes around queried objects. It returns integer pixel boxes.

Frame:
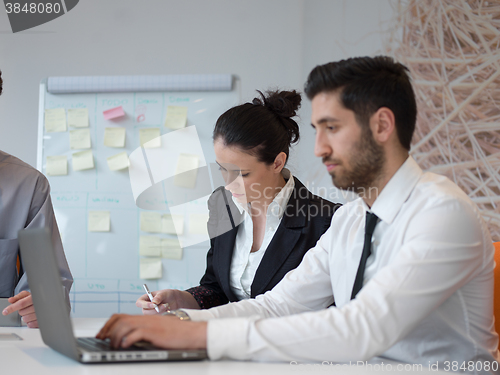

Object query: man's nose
[314,129,332,158]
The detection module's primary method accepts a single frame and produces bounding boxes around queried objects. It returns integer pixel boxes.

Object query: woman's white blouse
[229,169,295,300]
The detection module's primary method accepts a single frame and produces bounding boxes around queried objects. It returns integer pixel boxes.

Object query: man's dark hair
[0,70,3,95]
[304,56,417,150]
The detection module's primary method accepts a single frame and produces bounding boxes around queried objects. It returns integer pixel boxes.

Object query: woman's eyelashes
[217,166,249,178]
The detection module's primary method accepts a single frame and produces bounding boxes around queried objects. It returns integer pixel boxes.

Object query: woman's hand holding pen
[136,289,201,314]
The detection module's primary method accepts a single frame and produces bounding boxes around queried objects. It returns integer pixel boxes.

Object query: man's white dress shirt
[229,169,294,300]
[185,157,499,372]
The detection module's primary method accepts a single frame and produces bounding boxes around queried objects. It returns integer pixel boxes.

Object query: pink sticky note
[103,106,125,120]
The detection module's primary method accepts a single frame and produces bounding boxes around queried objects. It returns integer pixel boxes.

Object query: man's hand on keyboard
[95,314,207,350]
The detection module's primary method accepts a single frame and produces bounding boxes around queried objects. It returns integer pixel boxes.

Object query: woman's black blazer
[186,177,340,308]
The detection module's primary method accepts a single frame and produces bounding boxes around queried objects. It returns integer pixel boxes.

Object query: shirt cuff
[206,317,252,360]
[179,308,217,321]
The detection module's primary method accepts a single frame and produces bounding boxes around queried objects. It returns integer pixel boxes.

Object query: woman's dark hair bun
[0,70,3,96]
[252,90,301,118]
[214,88,302,165]
[252,90,301,144]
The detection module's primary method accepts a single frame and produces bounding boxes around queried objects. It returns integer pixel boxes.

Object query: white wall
[0,0,394,199]
[295,0,395,200]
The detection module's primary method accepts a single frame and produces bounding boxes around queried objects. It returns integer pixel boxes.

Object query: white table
[0,318,447,375]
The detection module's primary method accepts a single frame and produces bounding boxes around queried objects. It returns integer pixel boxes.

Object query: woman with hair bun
[137,90,340,312]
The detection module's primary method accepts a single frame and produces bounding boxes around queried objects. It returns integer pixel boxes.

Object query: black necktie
[350,212,379,300]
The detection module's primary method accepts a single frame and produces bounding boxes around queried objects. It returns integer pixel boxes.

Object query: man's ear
[370,107,396,144]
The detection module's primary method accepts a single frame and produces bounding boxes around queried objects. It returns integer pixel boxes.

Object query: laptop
[18,227,207,363]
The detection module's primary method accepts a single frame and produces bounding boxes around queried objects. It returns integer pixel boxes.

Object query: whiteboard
[37,75,240,318]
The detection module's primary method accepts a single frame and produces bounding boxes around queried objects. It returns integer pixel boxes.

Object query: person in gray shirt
[0,70,73,328]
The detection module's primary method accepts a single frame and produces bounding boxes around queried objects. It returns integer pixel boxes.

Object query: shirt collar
[232,168,294,219]
[367,156,423,224]
[268,169,294,219]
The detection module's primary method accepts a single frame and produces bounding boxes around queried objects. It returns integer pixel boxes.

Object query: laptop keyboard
[77,337,146,352]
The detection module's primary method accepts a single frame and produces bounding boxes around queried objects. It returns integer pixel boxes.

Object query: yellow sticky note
[139,128,161,148]
[107,152,129,171]
[140,258,162,279]
[104,127,126,148]
[161,238,183,260]
[46,155,68,176]
[174,153,199,188]
[140,212,162,233]
[69,128,91,149]
[189,213,209,235]
[164,106,188,129]
[161,214,184,235]
[88,211,111,232]
[45,108,67,133]
[72,150,94,171]
[139,236,161,257]
[67,108,89,128]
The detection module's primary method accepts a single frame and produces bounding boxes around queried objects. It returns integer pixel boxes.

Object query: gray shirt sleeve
[0,152,73,307]
[14,185,73,308]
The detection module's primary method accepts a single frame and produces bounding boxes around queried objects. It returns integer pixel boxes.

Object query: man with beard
[97,56,499,370]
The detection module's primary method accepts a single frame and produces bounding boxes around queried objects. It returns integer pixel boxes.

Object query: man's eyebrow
[316,117,340,124]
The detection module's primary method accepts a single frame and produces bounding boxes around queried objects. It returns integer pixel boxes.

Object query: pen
[142,284,160,313]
